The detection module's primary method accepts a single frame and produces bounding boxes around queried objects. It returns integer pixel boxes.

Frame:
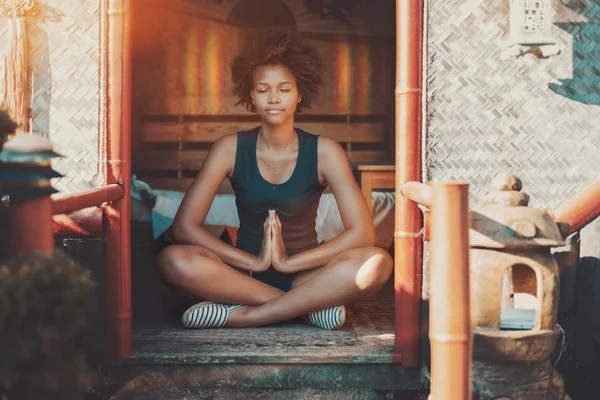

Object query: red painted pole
[105,0,133,362]
[553,177,600,234]
[394,0,424,367]
[52,184,124,215]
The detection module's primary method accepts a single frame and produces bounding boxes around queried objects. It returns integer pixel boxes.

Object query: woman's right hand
[252,213,273,273]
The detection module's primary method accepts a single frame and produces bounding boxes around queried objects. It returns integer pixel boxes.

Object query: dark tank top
[230,127,326,259]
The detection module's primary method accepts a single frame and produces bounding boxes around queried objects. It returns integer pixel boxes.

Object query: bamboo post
[428,182,472,400]
[394,0,424,367]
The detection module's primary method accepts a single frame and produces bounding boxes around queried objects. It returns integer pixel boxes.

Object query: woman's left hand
[271,211,291,273]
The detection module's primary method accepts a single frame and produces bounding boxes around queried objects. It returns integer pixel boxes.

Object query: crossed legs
[157,245,393,328]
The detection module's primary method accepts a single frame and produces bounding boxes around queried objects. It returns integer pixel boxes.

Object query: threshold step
[111,385,409,400]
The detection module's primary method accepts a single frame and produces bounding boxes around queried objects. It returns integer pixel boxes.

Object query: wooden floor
[130,278,396,365]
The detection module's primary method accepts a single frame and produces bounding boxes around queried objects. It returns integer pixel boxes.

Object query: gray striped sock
[182,302,247,329]
[308,305,346,330]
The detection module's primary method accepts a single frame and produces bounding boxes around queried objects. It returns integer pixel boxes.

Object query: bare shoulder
[201,133,238,178]
[316,136,353,187]
[317,136,346,160]
[211,133,237,154]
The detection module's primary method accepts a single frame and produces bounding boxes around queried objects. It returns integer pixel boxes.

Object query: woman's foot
[181,301,247,328]
[308,305,346,330]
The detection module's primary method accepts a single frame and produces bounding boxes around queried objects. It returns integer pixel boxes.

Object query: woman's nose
[268,92,280,103]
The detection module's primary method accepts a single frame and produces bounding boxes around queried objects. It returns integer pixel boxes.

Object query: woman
[157,31,393,330]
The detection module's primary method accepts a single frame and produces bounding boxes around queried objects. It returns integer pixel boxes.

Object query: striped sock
[308,305,346,330]
[181,301,247,329]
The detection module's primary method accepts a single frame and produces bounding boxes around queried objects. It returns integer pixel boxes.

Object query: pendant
[272,186,276,190]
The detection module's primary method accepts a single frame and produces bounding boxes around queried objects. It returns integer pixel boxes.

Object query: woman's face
[251,65,301,125]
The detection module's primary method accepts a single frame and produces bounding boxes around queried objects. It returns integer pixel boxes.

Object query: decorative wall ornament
[0,0,37,134]
[502,0,560,60]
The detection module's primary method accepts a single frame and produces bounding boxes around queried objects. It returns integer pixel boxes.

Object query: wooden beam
[142,96,390,117]
[139,177,233,194]
[142,122,387,143]
[136,150,387,171]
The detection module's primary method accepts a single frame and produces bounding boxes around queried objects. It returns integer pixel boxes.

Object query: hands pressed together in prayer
[253,210,290,273]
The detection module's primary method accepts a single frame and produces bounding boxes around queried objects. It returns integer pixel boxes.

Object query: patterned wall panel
[0,0,101,193]
[426,0,600,209]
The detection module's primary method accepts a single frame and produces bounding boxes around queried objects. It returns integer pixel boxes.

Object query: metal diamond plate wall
[426,0,600,209]
[0,0,101,193]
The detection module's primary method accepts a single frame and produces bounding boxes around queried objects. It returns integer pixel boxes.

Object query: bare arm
[170,134,261,271]
[282,137,376,273]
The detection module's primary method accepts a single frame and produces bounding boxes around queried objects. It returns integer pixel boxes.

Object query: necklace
[259,156,290,178]
[257,129,297,180]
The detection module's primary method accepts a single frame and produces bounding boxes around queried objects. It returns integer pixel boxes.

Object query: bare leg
[226,247,393,327]
[157,245,284,306]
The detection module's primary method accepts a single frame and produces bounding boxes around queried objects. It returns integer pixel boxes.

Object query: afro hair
[231,31,324,113]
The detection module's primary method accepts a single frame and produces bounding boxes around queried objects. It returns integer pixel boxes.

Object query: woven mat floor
[131,279,395,364]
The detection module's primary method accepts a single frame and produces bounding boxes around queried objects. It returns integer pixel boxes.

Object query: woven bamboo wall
[426,0,600,209]
[0,1,101,193]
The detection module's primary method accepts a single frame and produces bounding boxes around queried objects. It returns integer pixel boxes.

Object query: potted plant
[0,251,94,400]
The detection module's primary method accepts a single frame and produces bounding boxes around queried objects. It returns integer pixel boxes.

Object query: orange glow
[355,43,373,114]
[185,23,201,96]
[165,19,182,97]
[334,41,353,114]
[200,30,225,111]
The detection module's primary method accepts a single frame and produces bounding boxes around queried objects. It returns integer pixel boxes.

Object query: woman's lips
[266,109,284,115]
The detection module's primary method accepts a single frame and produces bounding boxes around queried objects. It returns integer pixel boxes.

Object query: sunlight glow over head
[334,41,373,115]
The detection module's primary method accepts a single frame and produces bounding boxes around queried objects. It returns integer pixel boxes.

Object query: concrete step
[98,364,426,400]
[110,373,425,399]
